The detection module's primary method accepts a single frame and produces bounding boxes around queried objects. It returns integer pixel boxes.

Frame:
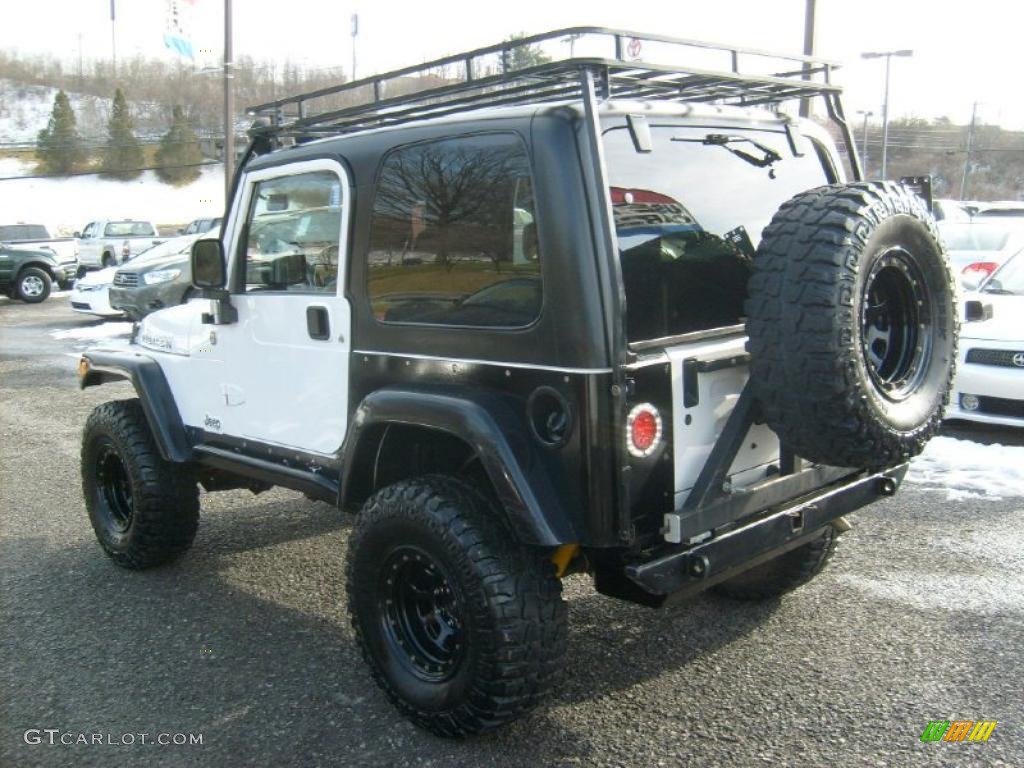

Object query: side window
[82,223,97,238]
[367,133,541,328]
[239,170,343,294]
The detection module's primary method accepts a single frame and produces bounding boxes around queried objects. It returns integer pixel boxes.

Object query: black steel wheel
[378,546,466,682]
[346,475,567,737]
[82,399,199,569]
[747,182,957,468]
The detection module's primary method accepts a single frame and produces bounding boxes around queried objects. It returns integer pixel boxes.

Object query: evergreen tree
[101,88,144,179]
[155,105,203,186]
[36,90,83,175]
[504,33,551,70]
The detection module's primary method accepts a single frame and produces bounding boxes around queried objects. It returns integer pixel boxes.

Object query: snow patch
[907,435,1024,499]
[49,322,133,341]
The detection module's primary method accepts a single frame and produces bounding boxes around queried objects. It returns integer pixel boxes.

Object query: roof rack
[244,27,861,179]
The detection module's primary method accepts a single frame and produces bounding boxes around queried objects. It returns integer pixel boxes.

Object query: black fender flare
[79,350,192,463]
[341,387,578,547]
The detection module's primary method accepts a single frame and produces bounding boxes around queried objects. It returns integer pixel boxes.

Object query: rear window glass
[367,133,541,328]
[941,224,1013,251]
[0,225,48,240]
[603,123,831,343]
[104,221,155,237]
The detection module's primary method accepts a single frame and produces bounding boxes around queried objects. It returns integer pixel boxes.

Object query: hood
[122,254,190,274]
[961,292,1024,341]
[1,245,57,263]
[78,266,119,287]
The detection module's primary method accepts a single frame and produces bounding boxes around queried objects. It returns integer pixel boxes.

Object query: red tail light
[121,240,130,258]
[962,261,998,278]
[627,403,663,458]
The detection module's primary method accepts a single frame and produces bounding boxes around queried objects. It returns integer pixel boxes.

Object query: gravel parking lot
[2,296,1021,767]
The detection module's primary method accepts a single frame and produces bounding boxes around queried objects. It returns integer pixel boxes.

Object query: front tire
[16,267,52,303]
[82,399,199,569]
[346,476,567,737]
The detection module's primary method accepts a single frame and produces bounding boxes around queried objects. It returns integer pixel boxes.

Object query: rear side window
[367,133,541,328]
[104,221,156,237]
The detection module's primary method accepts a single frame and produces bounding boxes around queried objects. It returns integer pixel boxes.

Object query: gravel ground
[1,296,1021,767]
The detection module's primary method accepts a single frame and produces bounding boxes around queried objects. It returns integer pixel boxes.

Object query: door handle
[306,305,330,340]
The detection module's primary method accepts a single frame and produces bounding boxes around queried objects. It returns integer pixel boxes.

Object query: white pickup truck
[76,220,163,273]
[0,224,79,288]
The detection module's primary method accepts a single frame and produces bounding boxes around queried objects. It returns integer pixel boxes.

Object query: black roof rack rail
[243,26,861,179]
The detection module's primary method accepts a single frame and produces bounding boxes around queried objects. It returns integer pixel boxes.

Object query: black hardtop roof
[247,27,843,148]
[243,98,813,177]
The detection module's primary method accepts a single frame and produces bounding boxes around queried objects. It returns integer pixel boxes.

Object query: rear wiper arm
[672,133,782,169]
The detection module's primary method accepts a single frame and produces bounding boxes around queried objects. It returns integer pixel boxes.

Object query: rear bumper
[617,464,907,603]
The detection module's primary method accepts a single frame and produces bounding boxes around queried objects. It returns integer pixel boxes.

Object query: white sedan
[68,265,122,318]
[948,251,1024,427]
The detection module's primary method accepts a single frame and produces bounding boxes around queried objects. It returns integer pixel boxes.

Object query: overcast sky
[2,0,1022,130]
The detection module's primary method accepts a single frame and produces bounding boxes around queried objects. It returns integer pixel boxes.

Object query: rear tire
[102,252,115,268]
[82,399,199,569]
[713,526,837,601]
[746,182,957,468]
[16,267,51,303]
[346,475,567,737]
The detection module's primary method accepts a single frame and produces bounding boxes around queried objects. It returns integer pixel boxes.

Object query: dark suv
[76,28,957,736]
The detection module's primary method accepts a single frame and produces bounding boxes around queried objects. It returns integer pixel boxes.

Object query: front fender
[79,350,191,463]
[341,387,578,547]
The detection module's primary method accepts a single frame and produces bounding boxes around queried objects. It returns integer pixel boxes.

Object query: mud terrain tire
[713,526,838,600]
[346,475,567,737]
[746,182,957,468]
[82,399,199,568]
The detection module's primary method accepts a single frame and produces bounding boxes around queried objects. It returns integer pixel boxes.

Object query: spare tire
[746,181,957,468]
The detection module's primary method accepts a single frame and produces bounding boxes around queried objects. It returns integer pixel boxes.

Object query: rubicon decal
[920,720,997,742]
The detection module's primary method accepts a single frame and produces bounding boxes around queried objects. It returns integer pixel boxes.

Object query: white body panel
[948,292,1024,428]
[134,159,352,455]
[665,335,781,507]
[69,266,121,316]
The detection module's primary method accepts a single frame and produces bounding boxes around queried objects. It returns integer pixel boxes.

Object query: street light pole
[861,49,913,179]
[224,0,234,201]
[857,110,873,176]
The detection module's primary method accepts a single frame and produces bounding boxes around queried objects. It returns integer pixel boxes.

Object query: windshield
[104,221,155,237]
[603,122,832,343]
[984,253,1024,295]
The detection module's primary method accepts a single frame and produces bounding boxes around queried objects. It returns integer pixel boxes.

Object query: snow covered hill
[0,157,225,234]
[0,80,113,143]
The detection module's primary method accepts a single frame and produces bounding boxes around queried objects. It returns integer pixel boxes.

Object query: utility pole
[857,110,873,176]
[351,14,359,80]
[960,101,978,201]
[799,0,816,118]
[110,0,117,79]
[224,0,235,200]
[861,49,913,179]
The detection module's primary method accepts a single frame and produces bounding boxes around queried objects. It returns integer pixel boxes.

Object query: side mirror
[73,231,82,238]
[191,239,226,289]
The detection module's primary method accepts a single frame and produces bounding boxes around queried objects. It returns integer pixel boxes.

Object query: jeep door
[191,159,352,454]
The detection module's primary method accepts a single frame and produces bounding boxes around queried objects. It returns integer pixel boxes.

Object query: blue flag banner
[164,0,196,60]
